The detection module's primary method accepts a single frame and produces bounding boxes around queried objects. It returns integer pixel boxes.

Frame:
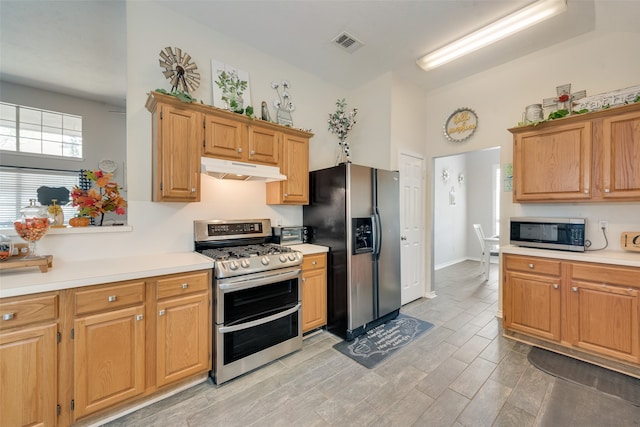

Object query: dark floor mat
[333,314,434,369]
[528,346,640,407]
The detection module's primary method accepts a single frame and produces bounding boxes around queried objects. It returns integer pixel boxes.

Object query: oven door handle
[218,303,301,333]
[218,268,302,292]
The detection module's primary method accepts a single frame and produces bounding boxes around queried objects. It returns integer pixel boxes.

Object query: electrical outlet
[599,220,608,230]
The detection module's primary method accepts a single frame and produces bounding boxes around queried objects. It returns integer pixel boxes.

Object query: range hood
[200,157,286,182]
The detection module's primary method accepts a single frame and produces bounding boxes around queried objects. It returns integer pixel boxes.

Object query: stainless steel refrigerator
[303,163,401,340]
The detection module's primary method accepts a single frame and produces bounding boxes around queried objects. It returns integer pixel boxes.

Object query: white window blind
[0,102,83,158]
[0,167,79,227]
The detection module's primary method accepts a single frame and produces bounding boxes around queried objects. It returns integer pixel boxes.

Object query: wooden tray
[0,255,53,273]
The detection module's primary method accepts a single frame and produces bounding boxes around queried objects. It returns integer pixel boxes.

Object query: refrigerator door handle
[372,211,382,259]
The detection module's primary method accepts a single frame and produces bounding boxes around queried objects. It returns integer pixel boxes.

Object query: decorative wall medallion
[443,107,478,142]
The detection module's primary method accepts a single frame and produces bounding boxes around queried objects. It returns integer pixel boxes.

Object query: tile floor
[104,261,639,427]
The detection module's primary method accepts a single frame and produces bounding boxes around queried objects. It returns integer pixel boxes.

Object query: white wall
[31,1,350,261]
[434,153,467,267]
[425,30,640,294]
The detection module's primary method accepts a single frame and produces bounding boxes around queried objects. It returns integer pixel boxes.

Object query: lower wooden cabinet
[73,305,146,418]
[503,254,640,371]
[0,292,59,427]
[0,269,211,427]
[155,272,210,387]
[503,256,561,342]
[0,323,57,427]
[569,263,639,363]
[301,253,327,333]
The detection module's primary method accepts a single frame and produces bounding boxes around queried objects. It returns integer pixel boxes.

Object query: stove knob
[279,255,288,263]
[240,259,251,268]
[261,256,270,266]
[228,261,239,270]
[287,253,296,261]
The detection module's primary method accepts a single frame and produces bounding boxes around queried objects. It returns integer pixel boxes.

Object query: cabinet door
[602,110,640,199]
[157,104,201,202]
[74,305,145,419]
[202,114,246,160]
[248,124,280,166]
[301,255,327,333]
[569,281,639,363]
[266,134,309,204]
[513,121,592,202]
[504,271,561,341]
[0,324,57,427]
[156,293,210,387]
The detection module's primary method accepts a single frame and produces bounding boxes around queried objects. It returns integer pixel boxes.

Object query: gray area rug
[333,314,434,369]
[528,346,640,406]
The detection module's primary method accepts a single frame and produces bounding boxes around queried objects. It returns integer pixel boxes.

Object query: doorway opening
[430,147,501,295]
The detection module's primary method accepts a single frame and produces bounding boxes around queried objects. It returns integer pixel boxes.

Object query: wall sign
[443,107,478,142]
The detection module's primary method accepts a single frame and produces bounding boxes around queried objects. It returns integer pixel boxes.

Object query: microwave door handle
[219,303,301,333]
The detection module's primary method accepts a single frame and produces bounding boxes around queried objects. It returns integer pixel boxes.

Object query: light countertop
[290,244,329,255]
[501,245,640,268]
[0,252,214,299]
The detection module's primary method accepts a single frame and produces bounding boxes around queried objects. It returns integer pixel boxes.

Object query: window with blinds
[0,101,83,158]
[0,167,79,227]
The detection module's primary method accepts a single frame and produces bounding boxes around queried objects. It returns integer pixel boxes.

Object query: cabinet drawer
[75,281,146,315]
[572,263,640,288]
[302,253,326,271]
[504,255,561,276]
[156,271,210,299]
[0,293,58,330]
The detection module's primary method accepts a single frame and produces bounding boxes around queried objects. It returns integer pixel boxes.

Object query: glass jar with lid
[14,199,50,259]
[0,234,13,261]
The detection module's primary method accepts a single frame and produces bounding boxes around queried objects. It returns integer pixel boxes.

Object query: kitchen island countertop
[0,252,214,299]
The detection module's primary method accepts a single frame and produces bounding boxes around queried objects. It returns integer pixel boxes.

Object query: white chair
[473,224,499,281]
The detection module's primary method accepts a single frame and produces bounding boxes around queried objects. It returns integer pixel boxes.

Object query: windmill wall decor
[158,47,200,93]
[543,83,586,114]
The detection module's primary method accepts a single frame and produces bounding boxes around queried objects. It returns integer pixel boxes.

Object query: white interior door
[399,152,425,305]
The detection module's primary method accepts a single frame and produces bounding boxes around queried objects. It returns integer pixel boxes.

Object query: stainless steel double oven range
[194,219,303,385]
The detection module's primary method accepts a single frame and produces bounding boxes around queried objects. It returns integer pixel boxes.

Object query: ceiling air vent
[333,31,364,53]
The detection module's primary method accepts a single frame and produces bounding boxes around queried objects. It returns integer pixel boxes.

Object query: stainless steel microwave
[510,217,586,252]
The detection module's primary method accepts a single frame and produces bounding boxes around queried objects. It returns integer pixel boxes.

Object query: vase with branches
[328,98,358,164]
[215,69,248,112]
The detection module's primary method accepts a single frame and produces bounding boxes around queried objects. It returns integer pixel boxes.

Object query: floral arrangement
[272,80,295,126]
[71,170,126,225]
[328,98,358,163]
[215,69,247,111]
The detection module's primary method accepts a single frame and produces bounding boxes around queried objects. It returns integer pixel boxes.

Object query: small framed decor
[211,60,252,111]
[443,107,478,142]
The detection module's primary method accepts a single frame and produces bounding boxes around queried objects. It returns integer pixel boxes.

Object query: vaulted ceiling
[1,1,637,108]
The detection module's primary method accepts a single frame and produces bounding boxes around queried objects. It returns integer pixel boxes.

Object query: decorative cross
[543,83,586,113]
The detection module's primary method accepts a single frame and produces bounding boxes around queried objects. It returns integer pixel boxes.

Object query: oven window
[222,312,299,365]
[223,279,298,325]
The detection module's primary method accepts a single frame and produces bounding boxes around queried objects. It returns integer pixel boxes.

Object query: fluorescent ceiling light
[416,0,567,71]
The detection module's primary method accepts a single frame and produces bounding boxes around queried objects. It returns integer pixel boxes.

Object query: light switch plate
[620,231,640,252]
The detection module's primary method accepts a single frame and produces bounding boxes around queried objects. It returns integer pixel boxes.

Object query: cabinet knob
[136,314,144,321]
[159,309,166,316]
[191,188,196,193]
[2,312,15,321]
[250,150,255,156]
[528,263,534,269]
[572,287,578,292]
[584,189,589,194]
[553,284,559,289]
[604,188,610,193]
[284,194,289,197]
[182,283,189,289]
[237,147,243,153]
[108,295,117,302]
[302,278,306,282]
[312,261,317,265]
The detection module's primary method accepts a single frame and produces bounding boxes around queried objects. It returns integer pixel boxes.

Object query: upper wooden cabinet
[509,102,640,203]
[266,133,310,205]
[147,91,313,205]
[146,93,201,202]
